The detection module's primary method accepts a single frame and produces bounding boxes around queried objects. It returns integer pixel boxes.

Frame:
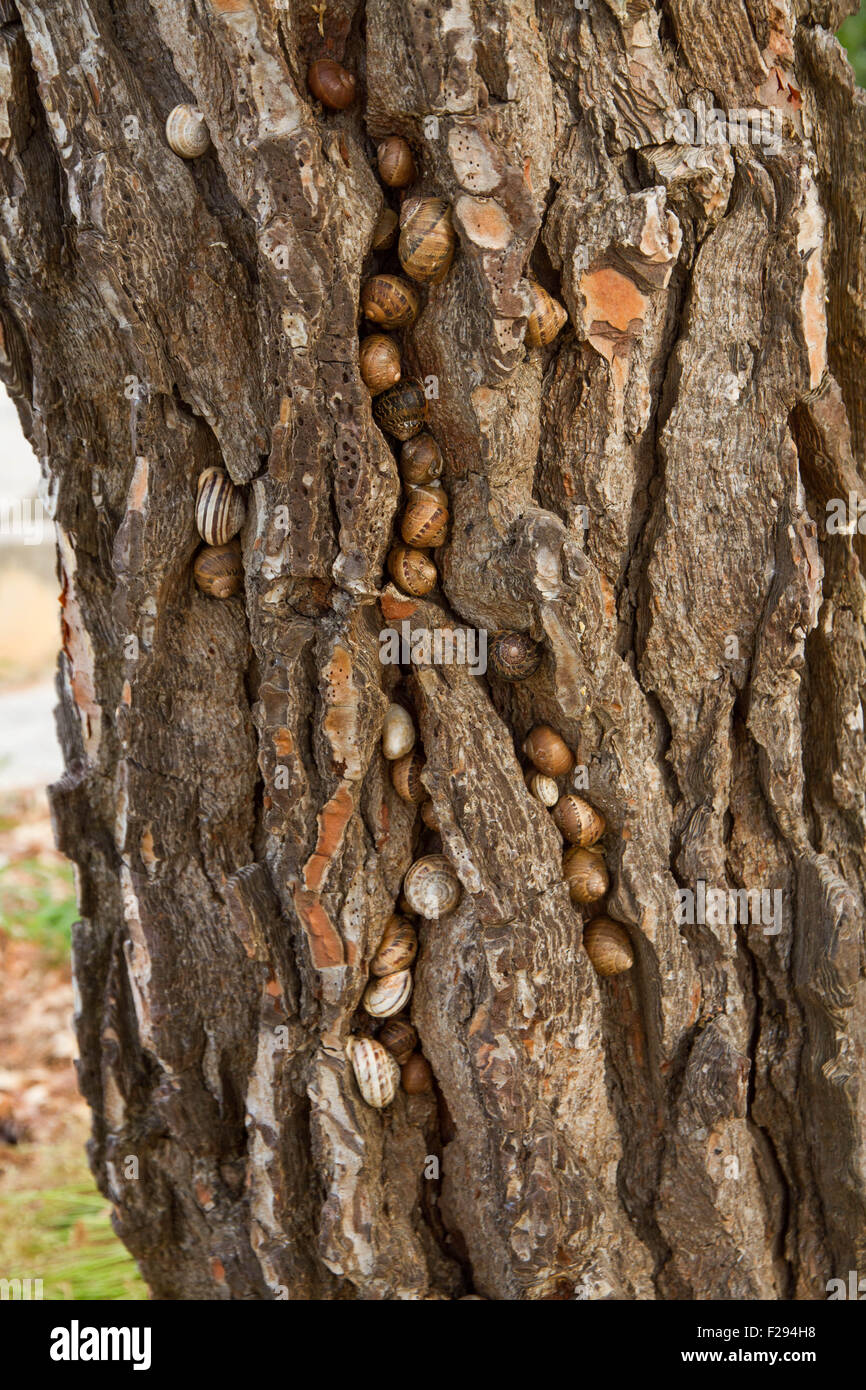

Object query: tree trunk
[1,0,864,1300]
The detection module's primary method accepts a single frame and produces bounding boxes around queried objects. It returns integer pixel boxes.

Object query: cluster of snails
[523,724,634,978]
[192,467,246,598]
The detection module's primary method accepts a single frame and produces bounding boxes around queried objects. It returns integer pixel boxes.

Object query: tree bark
[1,0,864,1300]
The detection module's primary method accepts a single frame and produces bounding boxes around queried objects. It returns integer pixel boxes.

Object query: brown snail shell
[388,544,437,596]
[399,197,456,284]
[361,274,421,329]
[193,540,242,599]
[166,104,210,158]
[552,794,606,847]
[420,799,440,831]
[489,631,543,682]
[374,378,428,440]
[403,853,461,919]
[371,915,418,977]
[371,207,399,252]
[195,467,246,546]
[346,1036,400,1108]
[378,1017,417,1066]
[359,334,401,395]
[377,136,416,188]
[525,279,568,347]
[563,845,609,905]
[583,917,634,976]
[401,488,449,549]
[382,703,416,761]
[363,968,413,1018]
[392,749,426,803]
[402,1053,434,1094]
[525,771,559,808]
[307,58,356,110]
[523,724,574,777]
[401,433,443,486]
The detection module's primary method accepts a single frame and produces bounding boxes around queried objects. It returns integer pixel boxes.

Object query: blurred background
[0,10,863,1304]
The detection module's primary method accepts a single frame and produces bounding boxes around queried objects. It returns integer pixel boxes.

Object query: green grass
[840,3,866,86]
[0,856,77,962]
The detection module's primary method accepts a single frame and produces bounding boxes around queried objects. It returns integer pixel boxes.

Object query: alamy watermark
[665,98,782,156]
[0,496,46,545]
[826,1270,865,1300]
[676,879,783,936]
[379,620,487,676]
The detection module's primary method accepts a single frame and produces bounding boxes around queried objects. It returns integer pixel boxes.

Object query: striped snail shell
[378,1016,417,1066]
[401,487,449,549]
[563,845,609,905]
[403,853,461,919]
[363,968,413,1018]
[583,917,634,976]
[371,915,418,976]
[361,274,421,329]
[359,333,401,395]
[552,794,605,847]
[525,279,568,347]
[193,540,242,599]
[374,378,428,440]
[489,631,542,682]
[371,207,399,252]
[377,136,416,188]
[525,771,559,807]
[195,468,246,546]
[346,1036,401,1108]
[401,433,443,486]
[166,104,210,158]
[420,798,440,831]
[382,703,416,760]
[388,544,437,596]
[402,1053,434,1094]
[399,197,456,284]
[523,724,574,777]
[307,58,356,109]
[392,749,426,803]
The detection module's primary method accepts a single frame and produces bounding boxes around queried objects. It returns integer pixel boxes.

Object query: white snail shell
[195,467,246,546]
[346,1036,401,1108]
[382,703,416,761]
[363,968,413,1018]
[403,854,461,919]
[166,104,211,158]
[525,771,559,807]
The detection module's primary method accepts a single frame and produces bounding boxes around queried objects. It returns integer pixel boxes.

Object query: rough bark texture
[1,0,864,1299]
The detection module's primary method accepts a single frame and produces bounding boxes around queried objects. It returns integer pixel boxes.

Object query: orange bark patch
[273,727,294,757]
[580,267,648,336]
[380,593,417,621]
[292,888,345,968]
[303,782,354,892]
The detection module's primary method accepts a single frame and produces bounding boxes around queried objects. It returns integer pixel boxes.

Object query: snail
[489,631,542,682]
[525,279,568,347]
[382,703,416,761]
[363,968,413,1018]
[523,724,574,777]
[420,799,440,831]
[392,749,426,803]
[377,136,416,188]
[399,197,456,284]
[193,540,243,599]
[388,544,438,596]
[195,467,246,546]
[583,917,634,976]
[371,207,399,252]
[361,274,421,329]
[402,1053,434,1094]
[552,794,605,847]
[401,433,443,486]
[165,104,210,158]
[346,1036,400,1108]
[563,845,609,905]
[371,915,418,976]
[403,853,461,919]
[378,1017,417,1066]
[401,488,449,549]
[525,771,559,807]
[374,378,428,440]
[359,333,402,395]
[307,58,356,109]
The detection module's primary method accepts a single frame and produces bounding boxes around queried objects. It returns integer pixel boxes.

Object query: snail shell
[392,749,426,803]
[523,724,574,777]
[563,845,610,905]
[378,1016,417,1066]
[371,915,418,976]
[371,206,399,252]
[377,136,416,188]
[166,104,210,158]
[359,333,401,395]
[363,968,413,1018]
[552,794,606,847]
[195,467,246,546]
[401,433,443,486]
[346,1036,401,1108]
[307,58,356,109]
[374,378,428,440]
[420,798,440,831]
[489,631,543,682]
[401,488,449,549]
[399,197,456,284]
[382,703,416,760]
[361,274,421,329]
[525,279,568,347]
[403,853,461,919]
[402,1053,434,1094]
[388,544,437,596]
[193,540,242,599]
[525,771,559,807]
[583,917,634,976]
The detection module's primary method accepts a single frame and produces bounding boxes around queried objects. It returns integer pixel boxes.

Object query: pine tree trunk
[1,0,864,1300]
